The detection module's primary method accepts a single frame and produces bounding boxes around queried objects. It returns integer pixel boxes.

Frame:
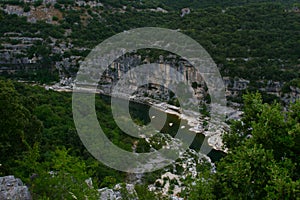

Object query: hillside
[0,0,299,104]
[0,0,299,199]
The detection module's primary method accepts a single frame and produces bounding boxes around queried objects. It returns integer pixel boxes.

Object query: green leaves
[30,147,99,200]
[2,80,299,199]
[0,80,42,174]
[215,144,274,199]
[217,93,300,199]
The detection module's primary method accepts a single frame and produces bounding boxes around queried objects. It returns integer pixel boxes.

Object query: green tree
[0,80,42,175]
[183,161,216,200]
[31,148,99,200]
[187,93,300,199]
[135,184,159,200]
[223,92,263,149]
[218,93,300,199]
[214,144,276,199]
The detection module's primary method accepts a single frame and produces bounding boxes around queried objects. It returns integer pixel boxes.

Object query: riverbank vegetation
[0,79,299,199]
[187,92,300,199]
[0,0,300,199]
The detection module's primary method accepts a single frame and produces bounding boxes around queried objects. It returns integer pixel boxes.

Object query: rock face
[0,176,32,200]
[95,55,207,103]
[98,183,138,200]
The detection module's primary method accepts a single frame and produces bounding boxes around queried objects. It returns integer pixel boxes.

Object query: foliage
[0,79,299,199]
[0,80,42,175]
[135,184,159,200]
[282,78,300,93]
[0,80,129,198]
[187,93,300,199]
[0,0,300,198]
[1,1,299,83]
[181,161,216,199]
[30,147,99,200]
[15,145,99,200]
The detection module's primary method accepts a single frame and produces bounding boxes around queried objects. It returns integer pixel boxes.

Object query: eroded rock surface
[0,176,32,200]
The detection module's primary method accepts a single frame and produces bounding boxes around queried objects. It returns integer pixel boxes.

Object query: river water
[100,94,225,163]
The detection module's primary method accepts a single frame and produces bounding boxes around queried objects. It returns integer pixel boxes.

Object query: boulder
[0,175,32,200]
[98,183,138,200]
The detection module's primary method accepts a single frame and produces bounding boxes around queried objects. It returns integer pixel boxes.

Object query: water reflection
[99,94,225,163]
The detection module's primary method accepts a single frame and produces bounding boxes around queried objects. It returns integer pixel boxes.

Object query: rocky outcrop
[148,148,215,197]
[98,183,138,200]
[180,8,191,17]
[97,55,206,102]
[0,176,32,200]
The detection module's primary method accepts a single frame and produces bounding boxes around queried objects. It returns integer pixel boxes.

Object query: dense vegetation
[0,0,299,85]
[186,92,300,199]
[0,0,300,199]
[0,79,139,199]
[0,79,299,199]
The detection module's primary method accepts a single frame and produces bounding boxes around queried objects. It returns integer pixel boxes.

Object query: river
[99,94,225,163]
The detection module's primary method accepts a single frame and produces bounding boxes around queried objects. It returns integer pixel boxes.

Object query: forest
[0,78,299,199]
[0,0,299,199]
[0,0,299,85]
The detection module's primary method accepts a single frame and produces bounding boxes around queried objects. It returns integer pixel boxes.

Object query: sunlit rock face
[106,56,204,85]
[0,176,32,200]
[98,55,207,101]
